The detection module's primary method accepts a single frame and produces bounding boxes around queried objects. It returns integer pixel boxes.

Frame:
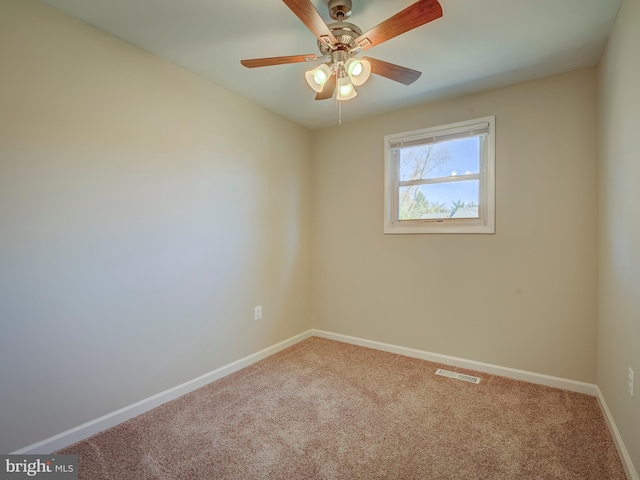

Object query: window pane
[399,137,481,182]
[399,180,480,220]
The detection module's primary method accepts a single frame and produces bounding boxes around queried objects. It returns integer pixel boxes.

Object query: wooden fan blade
[241,54,318,68]
[282,0,338,46]
[354,0,442,50]
[363,56,422,85]
[315,74,337,100]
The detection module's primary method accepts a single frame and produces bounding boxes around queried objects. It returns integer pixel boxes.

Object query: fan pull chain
[338,100,342,125]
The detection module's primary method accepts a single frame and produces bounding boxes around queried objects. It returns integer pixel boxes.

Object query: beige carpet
[56,337,626,479]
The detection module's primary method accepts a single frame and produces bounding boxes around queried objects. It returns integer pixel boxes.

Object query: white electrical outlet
[254,306,262,321]
[629,367,635,397]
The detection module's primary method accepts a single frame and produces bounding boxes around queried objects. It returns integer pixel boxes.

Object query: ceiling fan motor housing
[317,21,363,56]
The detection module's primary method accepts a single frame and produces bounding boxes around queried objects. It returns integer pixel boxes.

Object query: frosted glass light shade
[345,58,371,86]
[336,75,357,101]
[305,64,332,93]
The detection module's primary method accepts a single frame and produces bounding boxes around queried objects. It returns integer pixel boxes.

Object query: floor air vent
[435,369,481,384]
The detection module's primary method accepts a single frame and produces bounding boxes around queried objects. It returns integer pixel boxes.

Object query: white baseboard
[13,327,637,480]
[12,330,313,455]
[312,329,597,394]
[595,386,639,480]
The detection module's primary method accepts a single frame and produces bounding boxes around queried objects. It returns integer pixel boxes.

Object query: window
[384,116,495,234]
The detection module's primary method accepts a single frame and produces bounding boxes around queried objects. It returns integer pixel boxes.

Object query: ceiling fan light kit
[336,73,357,100]
[344,57,371,86]
[305,63,332,92]
[241,0,443,106]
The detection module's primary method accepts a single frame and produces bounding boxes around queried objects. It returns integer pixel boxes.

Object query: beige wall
[312,68,599,383]
[598,0,640,471]
[0,0,311,453]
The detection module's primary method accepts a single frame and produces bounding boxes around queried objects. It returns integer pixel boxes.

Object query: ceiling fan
[240,0,443,101]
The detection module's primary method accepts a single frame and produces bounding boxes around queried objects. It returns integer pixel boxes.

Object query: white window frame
[384,116,495,234]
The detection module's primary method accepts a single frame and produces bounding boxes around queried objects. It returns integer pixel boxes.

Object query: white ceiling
[42,0,621,130]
